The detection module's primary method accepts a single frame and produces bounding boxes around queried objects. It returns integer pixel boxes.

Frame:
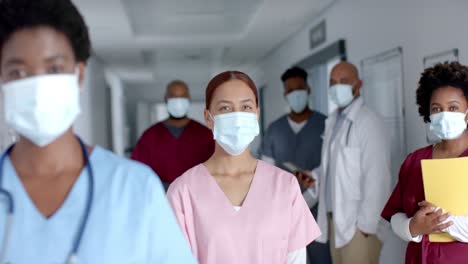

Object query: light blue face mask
[211,112,260,156]
[329,83,354,108]
[429,111,468,140]
[2,71,81,147]
[167,97,190,118]
[286,90,309,113]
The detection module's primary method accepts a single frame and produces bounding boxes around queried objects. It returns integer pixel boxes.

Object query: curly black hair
[281,66,308,83]
[417,62,468,123]
[0,0,91,63]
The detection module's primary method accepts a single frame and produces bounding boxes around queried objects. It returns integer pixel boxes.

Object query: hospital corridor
[0,0,467,263]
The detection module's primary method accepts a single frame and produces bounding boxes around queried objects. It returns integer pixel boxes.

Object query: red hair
[205,71,258,109]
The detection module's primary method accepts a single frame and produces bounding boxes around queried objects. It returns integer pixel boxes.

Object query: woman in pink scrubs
[167,71,321,264]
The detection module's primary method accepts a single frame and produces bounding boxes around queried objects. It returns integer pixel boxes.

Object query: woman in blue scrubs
[0,0,197,263]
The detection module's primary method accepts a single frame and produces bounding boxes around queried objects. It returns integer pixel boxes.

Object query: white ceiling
[74,0,334,87]
[124,0,261,36]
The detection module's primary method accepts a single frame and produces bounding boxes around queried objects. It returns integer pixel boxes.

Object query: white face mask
[212,112,260,156]
[429,111,468,140]
[2,73,81,147]
[286,90,309,113]
[329,84,354,108]
[167,98,190,118]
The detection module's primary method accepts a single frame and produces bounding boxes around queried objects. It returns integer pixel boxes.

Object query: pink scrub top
[167,160,320,264]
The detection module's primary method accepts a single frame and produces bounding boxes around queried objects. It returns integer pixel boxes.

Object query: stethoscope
[0,137,94,264]
[345,121,354,146]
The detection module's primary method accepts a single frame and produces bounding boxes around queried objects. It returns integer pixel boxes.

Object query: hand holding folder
[422,157,468,242]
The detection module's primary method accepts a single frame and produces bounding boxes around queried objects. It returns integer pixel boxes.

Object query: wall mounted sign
[310,20,326,50]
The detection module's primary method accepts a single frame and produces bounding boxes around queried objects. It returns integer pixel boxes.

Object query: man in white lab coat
[297,62,391,264]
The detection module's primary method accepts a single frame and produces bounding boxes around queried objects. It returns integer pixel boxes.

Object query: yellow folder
[421,157,468,242]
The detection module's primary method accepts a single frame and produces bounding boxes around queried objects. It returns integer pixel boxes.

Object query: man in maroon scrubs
[132,80,214,190]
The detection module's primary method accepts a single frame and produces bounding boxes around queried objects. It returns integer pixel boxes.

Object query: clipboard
[283,162,301,173]
[283,162,314,180]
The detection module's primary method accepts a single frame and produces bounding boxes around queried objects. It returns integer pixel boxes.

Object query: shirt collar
[339,96,364,122]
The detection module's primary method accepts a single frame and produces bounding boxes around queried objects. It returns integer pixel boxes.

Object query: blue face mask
[211,112,259,156]
[286,90,309,113]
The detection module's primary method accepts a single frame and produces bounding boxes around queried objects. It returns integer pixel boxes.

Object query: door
[306,56,341,115]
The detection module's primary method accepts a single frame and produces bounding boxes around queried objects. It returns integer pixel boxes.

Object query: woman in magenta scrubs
[382,62,468,264]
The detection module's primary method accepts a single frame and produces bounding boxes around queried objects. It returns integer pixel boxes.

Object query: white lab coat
[305,97,391,248]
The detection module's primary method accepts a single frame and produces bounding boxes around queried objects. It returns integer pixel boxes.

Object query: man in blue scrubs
[260,67,331,264]
[0,0,197,263]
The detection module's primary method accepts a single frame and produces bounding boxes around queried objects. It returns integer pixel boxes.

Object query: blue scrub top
[260,112,326,171]
[0,146,197,264]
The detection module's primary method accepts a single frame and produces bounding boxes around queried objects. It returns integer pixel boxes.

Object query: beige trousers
[328,216,382,264]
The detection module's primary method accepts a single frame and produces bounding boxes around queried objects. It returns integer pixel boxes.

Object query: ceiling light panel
[123,0,261,36]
